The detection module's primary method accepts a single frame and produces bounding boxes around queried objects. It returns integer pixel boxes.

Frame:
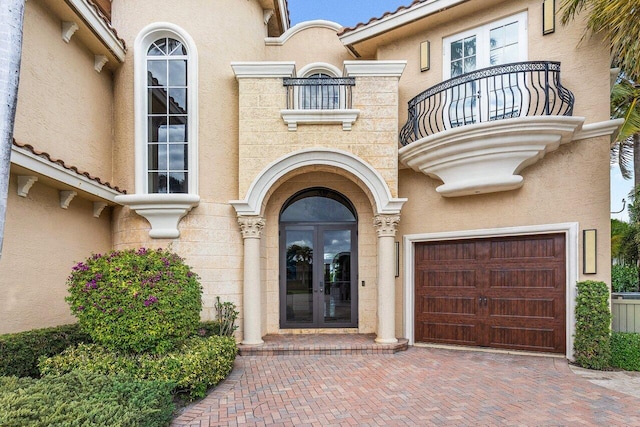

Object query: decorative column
[374,214,401,344]
[238,216,265,345]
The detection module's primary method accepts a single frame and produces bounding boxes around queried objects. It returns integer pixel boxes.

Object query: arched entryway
[279,188,358,328]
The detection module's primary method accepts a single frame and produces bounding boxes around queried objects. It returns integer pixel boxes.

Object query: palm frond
[561,0,640,81]
[611,139,634,179]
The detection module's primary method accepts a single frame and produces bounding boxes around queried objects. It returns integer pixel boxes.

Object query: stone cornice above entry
[398,115,601,197]
[114,193,200,239]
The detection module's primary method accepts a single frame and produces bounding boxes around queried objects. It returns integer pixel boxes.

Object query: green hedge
[0,371,174,427]
[611,264,639,292]
[0,324,91,378]
[573,280,612,369]
[39,335,237,399]
[611,332,640,371]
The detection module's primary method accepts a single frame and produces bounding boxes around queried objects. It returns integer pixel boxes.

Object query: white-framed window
[443,12,528,125]
[443,12,528,79]
[134,23,198,195]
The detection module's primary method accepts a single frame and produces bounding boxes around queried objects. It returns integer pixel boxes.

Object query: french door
[443,12,528,126]
[280,224,358,328]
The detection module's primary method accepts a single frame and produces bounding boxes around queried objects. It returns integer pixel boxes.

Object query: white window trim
[133,22,199,195]
[115,22,200,239]
[443,11,528,79]
[403,223,579,360]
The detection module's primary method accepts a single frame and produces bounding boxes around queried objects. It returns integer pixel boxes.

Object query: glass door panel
[284,229,314,324]
[322,229,352,324]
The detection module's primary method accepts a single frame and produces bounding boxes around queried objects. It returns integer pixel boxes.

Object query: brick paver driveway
[173,347,640,426]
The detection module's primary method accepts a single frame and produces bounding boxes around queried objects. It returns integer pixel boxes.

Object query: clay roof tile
[12,139,127,194]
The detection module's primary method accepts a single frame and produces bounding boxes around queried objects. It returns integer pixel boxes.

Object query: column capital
[373,214,400,238]
[238,216,265,239]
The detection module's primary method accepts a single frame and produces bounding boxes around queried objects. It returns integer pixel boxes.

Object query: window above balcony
[281,64,359,131]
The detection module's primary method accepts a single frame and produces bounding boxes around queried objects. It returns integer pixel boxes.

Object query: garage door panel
[417,321,477,346]
[489,326,561,352]
[417,241,476,261]
[489,268,562,289]
[418,270,478,289]
[489,297,558,319]
[417,296,477,316]
[415,233,566,353]
[490,236,564,260]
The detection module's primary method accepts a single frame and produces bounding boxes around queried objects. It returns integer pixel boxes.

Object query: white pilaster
[374,214,400,344]
[238,216,265,345]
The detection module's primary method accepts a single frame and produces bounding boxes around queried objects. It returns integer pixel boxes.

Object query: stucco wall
[110,0,278,334]
[14,0,114,180]
[0,172,113,334]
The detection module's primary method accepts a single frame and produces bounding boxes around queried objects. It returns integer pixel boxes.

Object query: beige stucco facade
[1,0,617,357]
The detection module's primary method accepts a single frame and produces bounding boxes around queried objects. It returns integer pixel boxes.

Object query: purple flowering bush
[66,248,202,354]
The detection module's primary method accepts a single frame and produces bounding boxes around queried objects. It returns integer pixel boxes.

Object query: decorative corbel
[62,21,79,43]
[94,55,108,73]
[263,9,275,25]
[60,190,77,209]
[93,202,108,218]
[17,175,37,197]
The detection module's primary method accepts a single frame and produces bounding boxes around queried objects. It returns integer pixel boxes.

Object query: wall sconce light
[543,0,555,35]
[583,229,597,274]
[420,41,430,72]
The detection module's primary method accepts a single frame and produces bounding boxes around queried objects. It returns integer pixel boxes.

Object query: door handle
[319,282,324,293]
[478,296,488,306]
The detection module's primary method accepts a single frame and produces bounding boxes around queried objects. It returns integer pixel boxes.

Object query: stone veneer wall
[112,204,245,330]
[236,75,401,199]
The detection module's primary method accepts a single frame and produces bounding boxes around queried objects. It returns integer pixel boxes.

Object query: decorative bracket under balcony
[398,116,586,197]
[114,193,200,239]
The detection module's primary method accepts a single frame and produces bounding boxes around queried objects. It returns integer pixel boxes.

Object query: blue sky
[288,0,410,27]
[287,1,633,222]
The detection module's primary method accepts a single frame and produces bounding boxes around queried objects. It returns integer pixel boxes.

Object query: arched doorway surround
[230,148,406,217]
[231,148,406,345]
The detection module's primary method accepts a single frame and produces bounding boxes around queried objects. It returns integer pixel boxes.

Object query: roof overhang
[339,0,469,58]
[41,0,126,68]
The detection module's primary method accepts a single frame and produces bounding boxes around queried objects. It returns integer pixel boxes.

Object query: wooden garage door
[415,234,565,353]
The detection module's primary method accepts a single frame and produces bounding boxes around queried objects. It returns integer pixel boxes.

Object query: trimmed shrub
[611,264,639,292]
[66,248,202,354]
[573,280,612,369]
[611,332,640,371]
[0,324,91,378]
[0,371,174,427]
[39,336,237,400]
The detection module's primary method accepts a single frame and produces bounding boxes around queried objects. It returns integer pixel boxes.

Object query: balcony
[281,77,359,131]
[398,61,585,197]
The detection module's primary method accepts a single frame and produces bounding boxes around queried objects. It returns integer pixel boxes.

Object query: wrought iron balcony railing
[283,77,355,110]
[399,61,575,146]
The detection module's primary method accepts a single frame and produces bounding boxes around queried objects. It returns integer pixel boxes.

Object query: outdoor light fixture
[420,41,430,71]
[543,0,555,35]
[583,229,597,274]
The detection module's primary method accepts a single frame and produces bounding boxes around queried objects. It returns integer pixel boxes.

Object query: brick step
[238,334,408,356]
